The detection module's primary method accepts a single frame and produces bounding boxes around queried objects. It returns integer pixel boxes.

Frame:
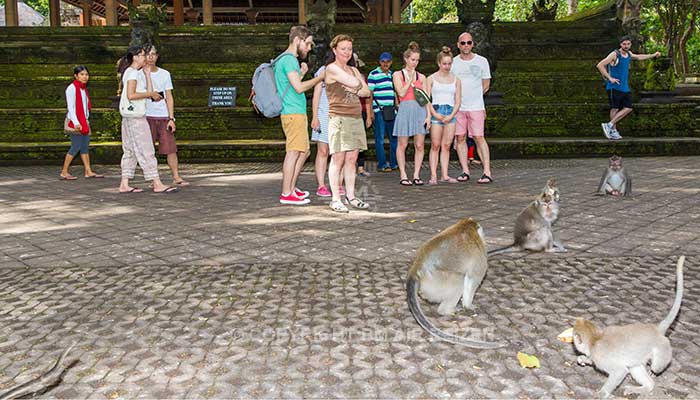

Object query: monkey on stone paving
[573,256,685,399]
[487,185,565,256]
[594,155,632,198]
[406,218,507,349]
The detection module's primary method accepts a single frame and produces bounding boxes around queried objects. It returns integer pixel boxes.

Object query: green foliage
[128,0,167,26]
[1,0,49,16]
[402,0,456,23]
[643,58,677,91]
[493,0,608,21]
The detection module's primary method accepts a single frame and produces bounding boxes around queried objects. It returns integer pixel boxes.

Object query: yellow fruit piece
[517,352,540,369]
[558,327,574,343]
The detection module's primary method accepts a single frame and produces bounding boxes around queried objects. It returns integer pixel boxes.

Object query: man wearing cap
[597,36,661,140]
[367,52,398,172]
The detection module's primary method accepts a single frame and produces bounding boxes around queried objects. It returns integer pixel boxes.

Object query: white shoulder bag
[119,82,147,118]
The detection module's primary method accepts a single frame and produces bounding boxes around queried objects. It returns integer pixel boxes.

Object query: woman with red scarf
[60,66,103,180]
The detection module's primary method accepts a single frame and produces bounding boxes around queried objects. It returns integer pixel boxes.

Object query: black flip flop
[155,186,179,194]
[412,178,424,186]
[477,174,493,184]
[399,178,413,186]
[457,172,470,182]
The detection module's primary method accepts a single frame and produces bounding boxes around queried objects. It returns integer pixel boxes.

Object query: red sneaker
[280,193,310,205]
[294,187,310,199]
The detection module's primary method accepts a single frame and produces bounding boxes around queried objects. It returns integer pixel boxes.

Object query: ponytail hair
[436,46,453,64]
[117,45,149,74]
[403,41,420,60]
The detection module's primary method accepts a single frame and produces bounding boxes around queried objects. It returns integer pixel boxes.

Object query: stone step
[1,69,615,108]
[3,136,700,165]
[2,103,697,144]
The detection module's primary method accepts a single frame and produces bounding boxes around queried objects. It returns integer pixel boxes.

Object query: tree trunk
[677,0,698,74]
[567,0,578,15]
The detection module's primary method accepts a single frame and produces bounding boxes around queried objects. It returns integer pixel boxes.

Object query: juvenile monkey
[406,218,506,348]
[573,256,685,399]
[594,155,632,198]
[542,177,560,203]
[487,191,565,256]
[0,343,75,400]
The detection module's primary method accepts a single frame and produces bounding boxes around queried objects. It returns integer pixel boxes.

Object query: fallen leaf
[517,352,540,369]
[407,219,417,223]
[558,327,574,343]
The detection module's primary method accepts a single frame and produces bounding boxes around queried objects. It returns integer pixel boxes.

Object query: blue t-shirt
[273,53,307,115]
[606,51,631,93]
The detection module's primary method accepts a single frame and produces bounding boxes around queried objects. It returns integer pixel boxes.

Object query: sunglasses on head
[460,41,473,45]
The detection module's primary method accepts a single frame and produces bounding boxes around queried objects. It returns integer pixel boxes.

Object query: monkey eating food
[573,256,685,399]
[594,155,632,198]
[406,218,506,349]
[487,186,565,256]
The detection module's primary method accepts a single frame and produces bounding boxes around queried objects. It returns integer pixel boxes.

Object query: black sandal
[399,178,413,186]
[477,174,493,184]
[457,172,470,182]
[412,178,424,186]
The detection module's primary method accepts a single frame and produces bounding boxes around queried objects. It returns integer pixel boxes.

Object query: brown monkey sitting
[406,218,506,348]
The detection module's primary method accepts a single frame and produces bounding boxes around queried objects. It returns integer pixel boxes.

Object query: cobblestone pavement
[1,157,699,399]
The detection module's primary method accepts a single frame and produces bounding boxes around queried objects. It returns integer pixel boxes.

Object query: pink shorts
[455,110,486,137]
[147,117,178,155]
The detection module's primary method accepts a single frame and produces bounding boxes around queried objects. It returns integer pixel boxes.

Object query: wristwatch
[168,117,176,121]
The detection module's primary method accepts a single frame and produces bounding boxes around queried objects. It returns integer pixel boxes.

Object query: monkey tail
[487,245,517,257]
[0,343,75,400]
[406,276,507,349]
[657,256,685,335]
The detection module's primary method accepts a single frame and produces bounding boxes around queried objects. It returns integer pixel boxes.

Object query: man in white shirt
[145,46,189,186]
[451,32,493,184]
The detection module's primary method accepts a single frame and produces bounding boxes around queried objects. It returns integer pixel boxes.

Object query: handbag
[401,70,431,107]
[119,87,146,118]
[373,98,395,121]
[413,86,431,107]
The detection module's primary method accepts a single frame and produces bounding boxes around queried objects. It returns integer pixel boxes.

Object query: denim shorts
[431,104,457,126]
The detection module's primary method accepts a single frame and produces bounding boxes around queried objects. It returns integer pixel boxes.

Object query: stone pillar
[299,0,306,24]
[203,0,213,25]
[391,0,399,23]
[81,1,93,26]
[105,0,118,26]
[4,0,19,26]
[173,0,184,26]
[49,0,61,26]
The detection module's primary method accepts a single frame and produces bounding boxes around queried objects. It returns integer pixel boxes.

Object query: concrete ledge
[3,137,700,166]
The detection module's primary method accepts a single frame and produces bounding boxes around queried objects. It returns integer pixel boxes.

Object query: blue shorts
[430,104,457,126]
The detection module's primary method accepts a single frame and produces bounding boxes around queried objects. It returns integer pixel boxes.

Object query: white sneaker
[601,122,613,139]
[610,127,623,139]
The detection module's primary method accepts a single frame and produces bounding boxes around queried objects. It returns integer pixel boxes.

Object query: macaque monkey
[542,177,560,203]
[594,155,632,198]
[406,218,506,348]
[487,191,565,256]
[573,256,685,399]
[0,344,75,400]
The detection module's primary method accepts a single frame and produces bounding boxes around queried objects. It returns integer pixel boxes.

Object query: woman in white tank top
[425,47,462,185]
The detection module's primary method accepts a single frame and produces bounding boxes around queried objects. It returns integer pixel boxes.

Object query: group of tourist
[61,45,188,193]
[274,26,495,212]
[59,26,665,210]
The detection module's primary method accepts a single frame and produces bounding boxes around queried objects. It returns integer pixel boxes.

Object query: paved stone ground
[0,157,699,399]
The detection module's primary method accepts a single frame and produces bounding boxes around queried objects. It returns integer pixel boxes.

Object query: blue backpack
[250,53,294,118]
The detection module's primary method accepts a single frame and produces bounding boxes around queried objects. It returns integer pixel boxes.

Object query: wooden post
[391,0,399,23]
[81,1,93,26]
[48,0,60,26]
[203,0,213,24]
[173,0,184,26]
[104,0,118,25]
[4,0,19,26]
[298,0,306,24]
[383,0,390,23]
